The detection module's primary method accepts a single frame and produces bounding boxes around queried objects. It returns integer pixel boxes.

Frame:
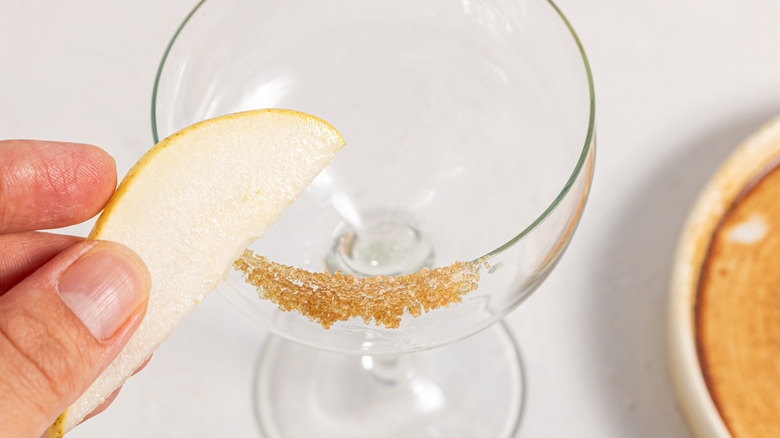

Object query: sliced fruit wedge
[48,109,344,436]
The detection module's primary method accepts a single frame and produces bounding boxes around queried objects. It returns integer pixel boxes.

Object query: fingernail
[59,243,149,341]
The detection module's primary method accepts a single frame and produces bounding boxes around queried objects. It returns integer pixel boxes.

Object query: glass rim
[151,0,596,262]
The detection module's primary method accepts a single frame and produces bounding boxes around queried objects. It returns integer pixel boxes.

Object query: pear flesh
[49,109,344,435]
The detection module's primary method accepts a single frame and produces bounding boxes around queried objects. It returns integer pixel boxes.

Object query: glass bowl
[152,0,594,436]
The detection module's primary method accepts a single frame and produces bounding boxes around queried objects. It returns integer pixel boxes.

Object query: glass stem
[361,354,415,386]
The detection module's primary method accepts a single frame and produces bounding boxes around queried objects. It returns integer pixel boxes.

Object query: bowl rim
[150,0,597,261]
[668,115,780,438]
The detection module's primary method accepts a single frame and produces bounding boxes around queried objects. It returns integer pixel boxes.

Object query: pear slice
[48,109,344,436]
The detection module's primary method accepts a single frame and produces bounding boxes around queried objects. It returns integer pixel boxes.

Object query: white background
[2,1,780,437]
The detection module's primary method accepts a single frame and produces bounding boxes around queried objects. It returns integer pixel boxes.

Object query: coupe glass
[152,0,595,436]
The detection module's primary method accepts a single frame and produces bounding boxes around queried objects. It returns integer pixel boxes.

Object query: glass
[152,0,595,436]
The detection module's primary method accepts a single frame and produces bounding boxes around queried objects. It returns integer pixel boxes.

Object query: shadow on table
[586,106,780,438]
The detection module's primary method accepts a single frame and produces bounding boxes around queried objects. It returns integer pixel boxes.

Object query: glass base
[254,322,524,438]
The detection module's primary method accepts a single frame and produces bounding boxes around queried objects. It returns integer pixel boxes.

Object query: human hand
[0,140,151,437]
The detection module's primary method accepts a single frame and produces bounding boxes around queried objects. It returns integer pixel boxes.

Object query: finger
[0,240,150,437]
[0,140,116,233]
[0,232,83,294]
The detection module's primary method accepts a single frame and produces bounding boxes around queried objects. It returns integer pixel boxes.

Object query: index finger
[0,140,117,233]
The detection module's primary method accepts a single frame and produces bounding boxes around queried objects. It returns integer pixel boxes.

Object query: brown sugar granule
[233,250,483,329]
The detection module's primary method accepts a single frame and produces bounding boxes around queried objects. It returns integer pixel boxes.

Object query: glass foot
[254,322,524,438]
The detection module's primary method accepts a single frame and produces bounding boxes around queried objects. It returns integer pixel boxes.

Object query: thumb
[0,240,150,437]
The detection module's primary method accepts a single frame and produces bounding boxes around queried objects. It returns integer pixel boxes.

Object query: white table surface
[3,1,779,437]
